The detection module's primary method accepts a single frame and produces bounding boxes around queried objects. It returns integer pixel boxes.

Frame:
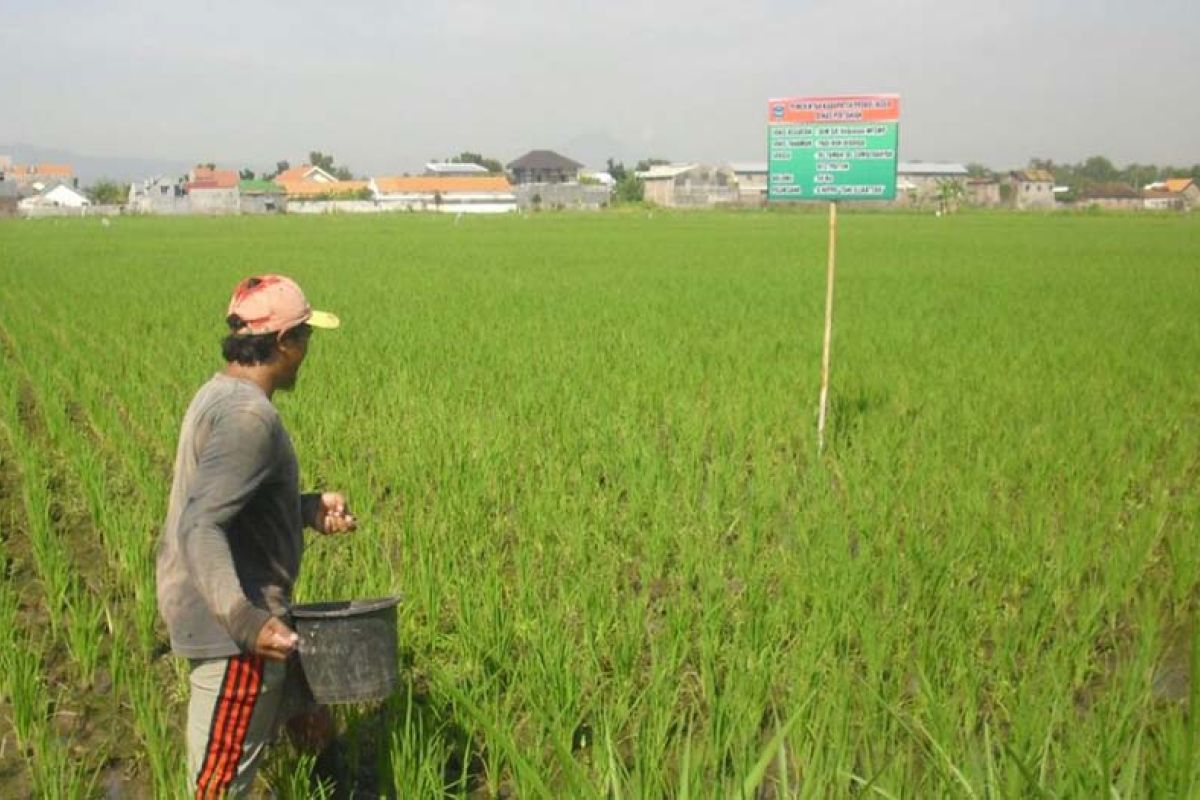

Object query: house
[128,176,190,214]
[507,150,583,184]
[966,178,1002,207]
[18,182,91,213]
[273,164,364,200]
[425,162,490,176]
[729,162,768,204]
[1164,178,1199,208]
[275,165,337,184]
[636,163,738,208]
[896,163,969,207]
[6,163,76,189]
[186,166,241,214]
[1009,169,1055,209]
[239,179,285,214]
[1078,183,1141,210]
[1143,188,1183,211]
[1143,178,1199,210]
[370,175,516,213]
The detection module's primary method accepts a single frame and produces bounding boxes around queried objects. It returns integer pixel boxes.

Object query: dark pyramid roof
[506,150,583,171]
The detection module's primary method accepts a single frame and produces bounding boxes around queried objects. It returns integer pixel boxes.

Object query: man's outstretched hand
[254,617,299,662]
[314,492,357,535]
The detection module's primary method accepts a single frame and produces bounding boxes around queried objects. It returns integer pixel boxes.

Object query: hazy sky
[2,0,1197,173]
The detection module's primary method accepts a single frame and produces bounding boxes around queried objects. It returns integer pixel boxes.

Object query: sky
[1,0,1197,175]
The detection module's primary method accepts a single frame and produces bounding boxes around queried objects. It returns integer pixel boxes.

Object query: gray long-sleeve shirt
[156,373,319,658]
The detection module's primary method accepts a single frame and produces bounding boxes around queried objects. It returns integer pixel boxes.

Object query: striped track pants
[187,654,286,798]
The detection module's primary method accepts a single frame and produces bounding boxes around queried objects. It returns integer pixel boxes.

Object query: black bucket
[291,596,401,704]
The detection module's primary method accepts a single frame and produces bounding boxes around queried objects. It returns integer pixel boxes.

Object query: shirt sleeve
[177,406,276,653]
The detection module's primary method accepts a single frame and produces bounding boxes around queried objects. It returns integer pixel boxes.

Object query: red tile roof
[10,163,74,177]
[189,167,239,188]
[275,165,336,183]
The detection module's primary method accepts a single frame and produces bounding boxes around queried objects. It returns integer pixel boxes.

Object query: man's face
[275,325,312,390]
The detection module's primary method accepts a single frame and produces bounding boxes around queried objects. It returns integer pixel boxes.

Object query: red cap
[226,275,339,335]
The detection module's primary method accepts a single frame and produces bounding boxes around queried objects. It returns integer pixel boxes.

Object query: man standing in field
[156,275,357,797]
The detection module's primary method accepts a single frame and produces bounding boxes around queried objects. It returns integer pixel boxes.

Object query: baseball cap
[226,275,340,335]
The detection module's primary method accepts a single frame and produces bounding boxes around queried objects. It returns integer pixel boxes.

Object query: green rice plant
[62,590,106,688]
[0,625,44,752]
[0,211,1198,795]
[125,665,185,796]
[25,722,101,800]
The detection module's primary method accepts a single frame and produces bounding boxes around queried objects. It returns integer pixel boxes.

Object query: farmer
[155,275,357,797]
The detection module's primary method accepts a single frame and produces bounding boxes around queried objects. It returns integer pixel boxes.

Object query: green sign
[766,95,900,202]
[768,123,898,201]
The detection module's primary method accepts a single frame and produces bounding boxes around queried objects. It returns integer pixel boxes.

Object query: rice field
[0,208,1197,798]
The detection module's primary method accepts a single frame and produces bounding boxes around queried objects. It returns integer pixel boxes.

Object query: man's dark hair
[221,316,310,365]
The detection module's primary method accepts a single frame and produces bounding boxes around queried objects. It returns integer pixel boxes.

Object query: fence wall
[514,183,611,210]
[19,204,124,218]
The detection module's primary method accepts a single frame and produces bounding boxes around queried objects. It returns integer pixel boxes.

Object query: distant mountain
[0,143,194,185]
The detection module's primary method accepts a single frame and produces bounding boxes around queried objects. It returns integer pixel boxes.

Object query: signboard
[767,94,900,201]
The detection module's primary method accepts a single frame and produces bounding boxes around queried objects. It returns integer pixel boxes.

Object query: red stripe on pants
[215,656,264,793]
[194,658,244,795]
[196,655,263,798]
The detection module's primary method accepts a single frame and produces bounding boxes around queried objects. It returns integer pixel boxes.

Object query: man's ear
[276,336,299,359]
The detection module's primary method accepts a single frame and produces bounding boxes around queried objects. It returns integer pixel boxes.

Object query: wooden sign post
[817,201,837,453]
[765,94,900,452]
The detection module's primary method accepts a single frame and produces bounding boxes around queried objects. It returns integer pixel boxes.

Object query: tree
[1078,156,1118,184]
[965,162,990,178]
[309,151,336,173]
[448,151,504,173]
[635,158,670,173]
[616,175,644,203]
[1122,163,1158,190]
[606,158,628,182]
[239,168,255,181]
[266,161,290,179]
[309,151,356,180]
[87,179,128,205]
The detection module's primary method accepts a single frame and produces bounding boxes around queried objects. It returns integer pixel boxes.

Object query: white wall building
[19,182,91,210]
[370,175,517,214]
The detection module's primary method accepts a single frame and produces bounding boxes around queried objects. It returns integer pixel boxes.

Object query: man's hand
[313,492,357,535]
[254,617,299,662]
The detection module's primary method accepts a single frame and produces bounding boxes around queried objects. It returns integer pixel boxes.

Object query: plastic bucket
[291,596,400,704]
